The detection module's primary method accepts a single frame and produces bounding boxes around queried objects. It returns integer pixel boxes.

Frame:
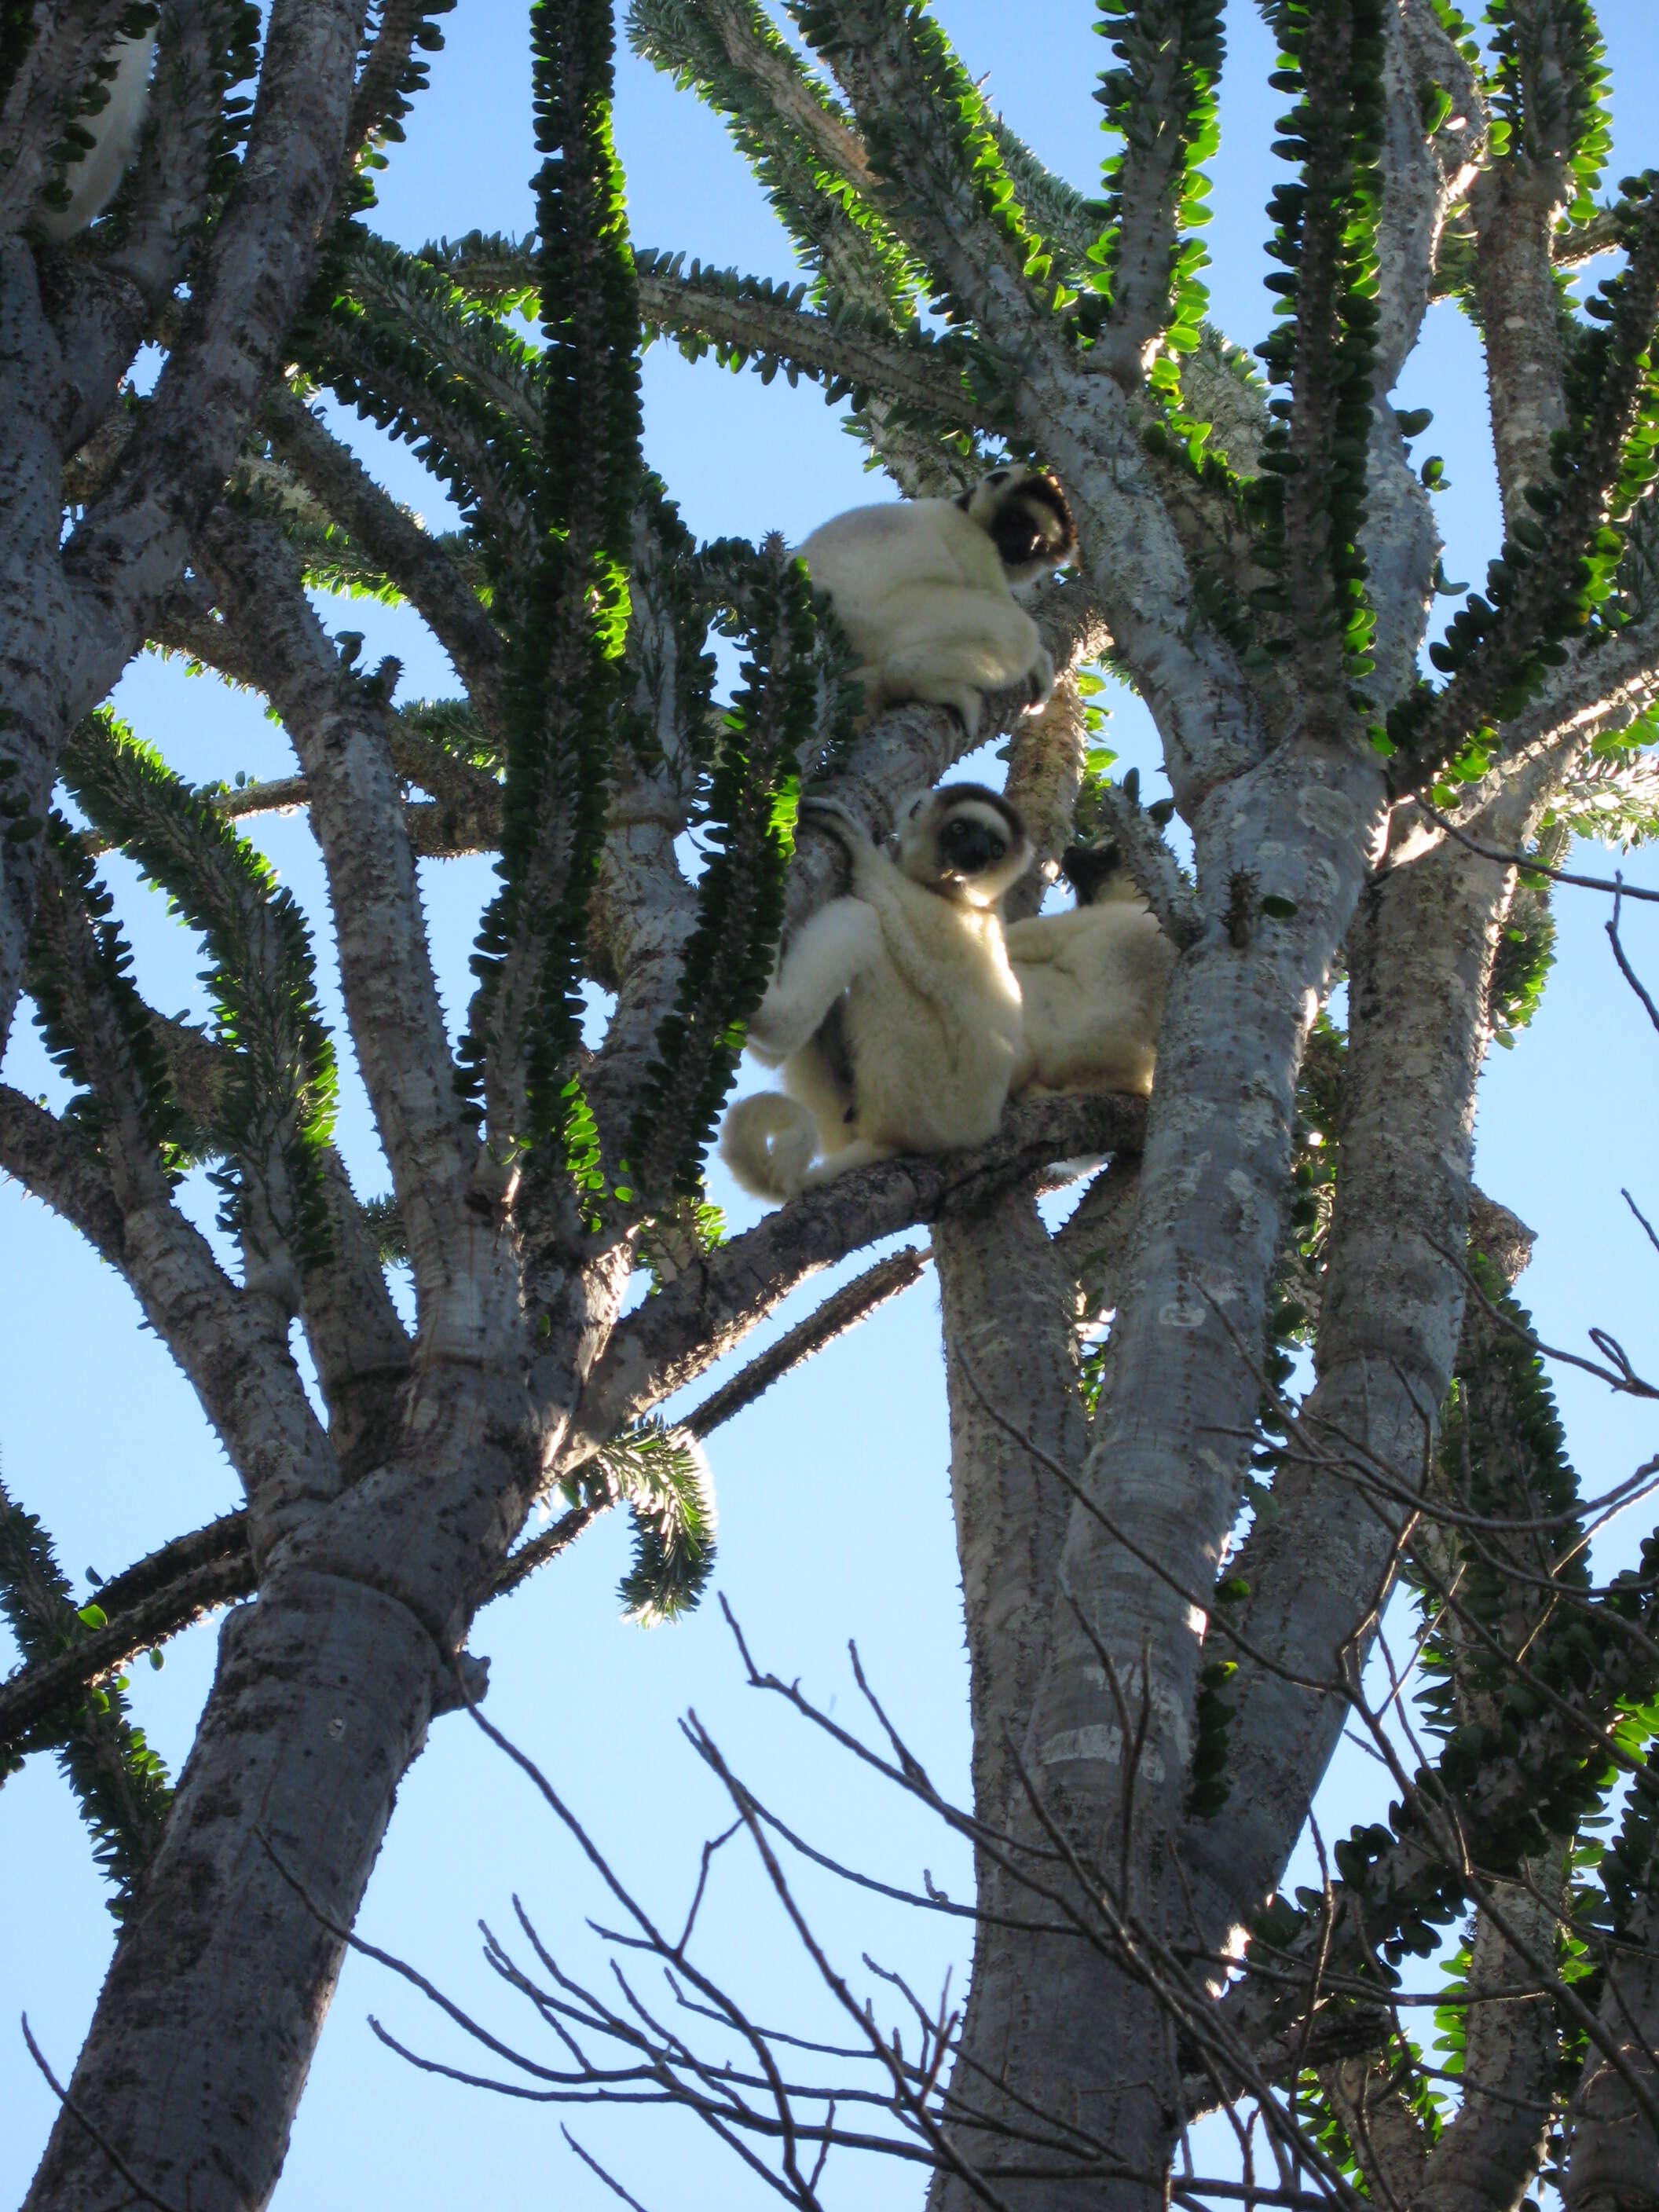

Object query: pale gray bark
[935,1188,1080,1884]
[0,0,369,1062]
[1563,1893,1659,2212]
[1177,710,1613,1968]
[23,1573,441,2212]
[193,512,482,1308]
[1411,1872,1562,2212]
[1180,767,1533,1958]
[1323,2055,1432,2211]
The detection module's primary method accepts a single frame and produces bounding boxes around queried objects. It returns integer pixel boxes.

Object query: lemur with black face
[35,27,156,240]
[720,784,1034,1202]
[795,467,1078,739]
[1007,841,1174,1099]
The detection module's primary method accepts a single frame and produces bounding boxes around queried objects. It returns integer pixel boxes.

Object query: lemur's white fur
[720,786,1033,1201]
[37,28,157,241]
[1008,848,1174,1099]
[794,467,1077,740]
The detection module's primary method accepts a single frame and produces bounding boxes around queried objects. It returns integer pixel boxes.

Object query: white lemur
[35,27,157,242]
[795,467,1078,739]
[720,784,1034,1201]
[1007,841,1174,1098]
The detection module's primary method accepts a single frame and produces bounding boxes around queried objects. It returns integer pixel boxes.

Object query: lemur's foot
[1024,646,1057,709]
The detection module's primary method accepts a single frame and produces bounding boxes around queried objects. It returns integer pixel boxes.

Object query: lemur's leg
[801,1137,897,1188]
[875,590,1055,727]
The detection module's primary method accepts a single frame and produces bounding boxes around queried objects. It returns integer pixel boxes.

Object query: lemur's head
[899,783,1033,908]
[1060,840,1137,907]
[958,467,1078,588]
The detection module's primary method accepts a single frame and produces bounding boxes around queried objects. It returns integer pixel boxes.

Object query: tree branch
[636,251,989,426]
[195,511,480,1302]
[60,0,371,688]
[262,388,509,739]
[0,1551,254,1746]
[681,1246,928,1438]
[571,1093,1144,1459]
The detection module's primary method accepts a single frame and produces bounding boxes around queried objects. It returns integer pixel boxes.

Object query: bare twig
[1608,876,1659,1034]
[20,2016,186,2212]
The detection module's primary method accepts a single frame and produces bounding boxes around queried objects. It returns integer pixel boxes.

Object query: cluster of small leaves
[1248,0,1388,710]
[27,816,191,1174]
[1082,0,1224,394]
[1590,1741,1659,1942]
[566,1423,718,1624]
[36,2,159,221]
[346,2,460,219]
[415,226,541,316]
[460,0,643,1184]
[793,0,1055,319]
[62,715,339,1270]
[1487,863,1558,1045]
[398,694,505,781]
[1249,1290,1659,2006]
[1393,178,1659,776]
[305,229,543,560]
[360,1192,410,1266]
[0,1,38,113]
[627,542,831,1199]
[628,0,921,319]
[1485,0,1610,217]
[0,1477,171,1914]
[635,247,984,421]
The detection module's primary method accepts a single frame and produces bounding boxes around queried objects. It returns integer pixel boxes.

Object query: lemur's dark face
[905,784,1031,906]
[980,471,1078,584]
[937,809,1010,878]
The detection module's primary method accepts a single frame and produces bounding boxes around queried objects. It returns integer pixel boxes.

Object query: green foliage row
[307,228,543,559]
[27,815,191,1176]
[60,713,339,1271]
[460,0,643,1185]
[626,540,824,1199]
[1247,0,1387,704]
[1082,0,1225,385]
[1247,1265,1659,2012]
[1394,174,1659,784]
[1485,0,1610,212]
[0,1477,171,1914]
[628,0,922,320]
[346,1,460,220]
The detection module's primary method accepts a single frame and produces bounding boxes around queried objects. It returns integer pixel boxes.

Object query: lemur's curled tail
[719,1093,821,1200]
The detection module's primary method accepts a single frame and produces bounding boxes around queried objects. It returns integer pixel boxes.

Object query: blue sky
[5,6,1659,2207]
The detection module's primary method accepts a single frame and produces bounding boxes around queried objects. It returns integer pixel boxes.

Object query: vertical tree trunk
[1562,1890,1659,2212]
[930,1185,1089,2209]
[25,1571,440,2212]
[1181,788,1532,1958]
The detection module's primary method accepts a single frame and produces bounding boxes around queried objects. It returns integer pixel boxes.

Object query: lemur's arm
[746,898,880,1062]
[799,794,979,1012]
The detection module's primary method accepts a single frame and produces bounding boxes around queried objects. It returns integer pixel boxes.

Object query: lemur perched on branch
[1009,841,1174,1099]
[794,467,1077,738]
[720,785,1032,1201]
